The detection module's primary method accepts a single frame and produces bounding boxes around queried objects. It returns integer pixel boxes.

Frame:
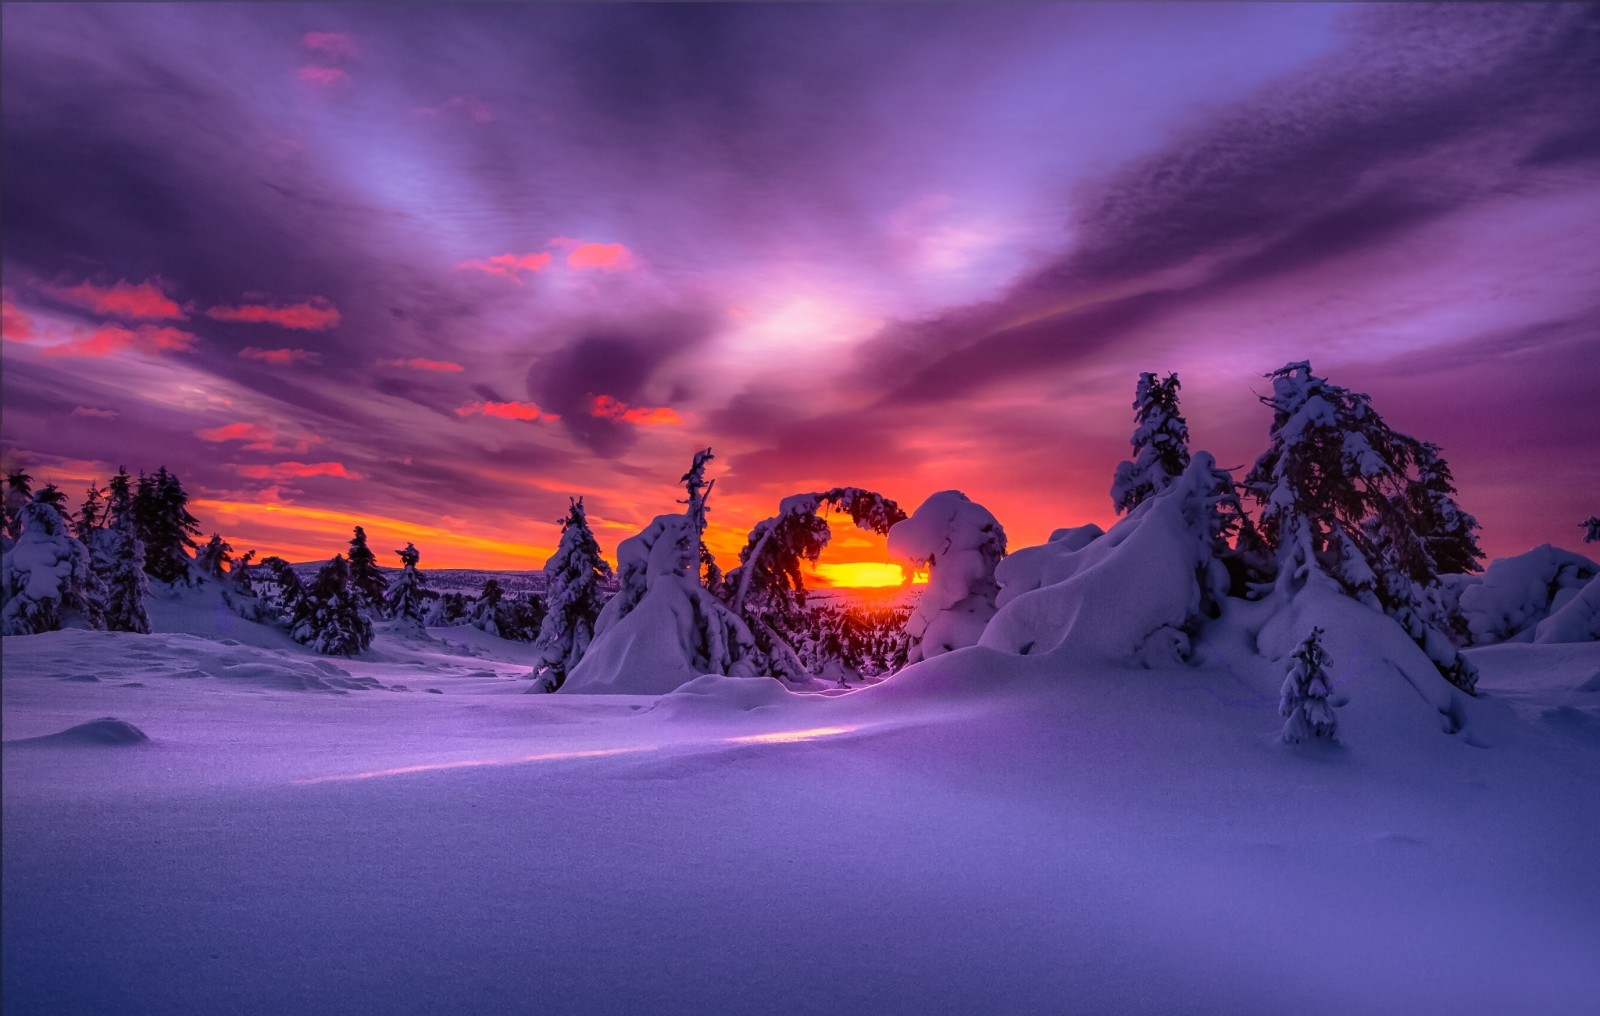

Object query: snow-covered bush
[385,542,430,636]
[1447,545,1599,644]
[1243,361,1480,692]
[1280,626,1337,744]
[290,555,372,656]
[888,491,1006,663]
[724,487,906,681]
[533,498,613,692]
[468,577,504,637]
[982,453,1239,665]
[1110,371,1191,515]
[1,496,106,635]
[562,513,759,694]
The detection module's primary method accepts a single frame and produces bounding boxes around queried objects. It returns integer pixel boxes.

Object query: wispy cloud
[47,279,183,320]
[455,400,556,422]
[238,347,320,365]
[207,299,340,330]
[591,394,682,426]
[378,357,465,373]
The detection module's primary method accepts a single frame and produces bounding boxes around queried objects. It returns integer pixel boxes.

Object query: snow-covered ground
[4,589,1599,1015]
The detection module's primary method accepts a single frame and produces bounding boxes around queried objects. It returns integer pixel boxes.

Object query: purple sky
[3,3,1597,574]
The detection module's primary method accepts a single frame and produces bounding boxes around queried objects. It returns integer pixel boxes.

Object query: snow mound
[8,717,150,747]
[1535,574,1600,644]
[981,455,1230,665]
[888,491,1005,662]
[648,674,801,719]
[1448,545,1598,644]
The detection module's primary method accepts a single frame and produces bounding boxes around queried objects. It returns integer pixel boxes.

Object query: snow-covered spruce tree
[495,594,546,642]
[194,533,234,581]
[1243,361,1479,693]
[1280,626,1338,744]
[533,498,614,691]
[74,482,106,542]
[346,526,388,616]
[134,466,202,585]
[679,447,723,591]
[257,556,308,626]
[1407,442,1483,576]
[385,542,430,636]
[1,494,107,635]
[3,468,34,543]
[1584,517,1600,544]
[219,548,272,623]
[290,555,373,656]
[1111,371,1192,515]
[87,473,151,634]
[425,591,468,626]
[724,488,907,681]
[468,577,504,636]
[889,491,1007,663]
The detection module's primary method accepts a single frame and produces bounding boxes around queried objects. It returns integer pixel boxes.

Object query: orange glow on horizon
[811,561,907,589]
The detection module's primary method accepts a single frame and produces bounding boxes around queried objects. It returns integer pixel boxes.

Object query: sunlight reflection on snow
[294,746,657,785]
[724,726,858,745]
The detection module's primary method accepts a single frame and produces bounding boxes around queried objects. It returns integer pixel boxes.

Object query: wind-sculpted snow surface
[982,455,1233,665]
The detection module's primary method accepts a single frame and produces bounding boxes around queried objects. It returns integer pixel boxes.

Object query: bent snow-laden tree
[1,493,107,636]
[679,447,724,593]
[385,542,430,636]
[533,498,613,692]
[1111,372,1192,515]
[291,555,373,656]
[889,491,1006,663]
[723,488,907,681]
[1244,361,1481,692]
[1280,626,1338,744]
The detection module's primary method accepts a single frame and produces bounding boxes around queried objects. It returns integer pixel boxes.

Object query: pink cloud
[40,323,197,359]
[414,96,493,123]
[378,357,465,373]
[455,400,556,422]
[198,421,322,454]
[48,279,183,320]
[297,66,349,88]
[1,300,37,342]
[565,242,635,271]
[590,394,683,427]
[239,347,320,366]
[208,299,340,330]
[71,406,118,421]
[232,461,359,481]
[455,252,552,282]
[302,32,359,61]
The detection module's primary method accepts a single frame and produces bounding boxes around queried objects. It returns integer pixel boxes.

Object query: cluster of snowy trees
[4,360,1595,704]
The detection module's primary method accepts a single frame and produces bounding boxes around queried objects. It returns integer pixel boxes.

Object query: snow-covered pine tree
[88,473,152,634]
[1584,517,1600,544]
[346,526,388,615]
[3,469,34,543]
[1280,626,1338,744]
[74,482,107,542]
[258,556,308,625]
[1407,442,1483,576]
[533,498,614,691]
[135,466,202,585]
[385,542,430,635]
[1243,361,1479,693]
[1,493,107,635]
[1111,371,1192,515]
[679,447,721,589]
[290,555,373,656]
[468,577,504,636]
[194,533,234,580]
[724,488,907,680]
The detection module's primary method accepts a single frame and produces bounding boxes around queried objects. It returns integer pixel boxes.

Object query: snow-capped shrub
[562,513,760,694]
[289,555,372,656]
[534,498,613,691]
[889,491,1006,663]
[1280,626,1338,744]
[1111,371,1190,515]
[1,496,106,635]
[468,578,504,637]
[982,453,1238,665]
